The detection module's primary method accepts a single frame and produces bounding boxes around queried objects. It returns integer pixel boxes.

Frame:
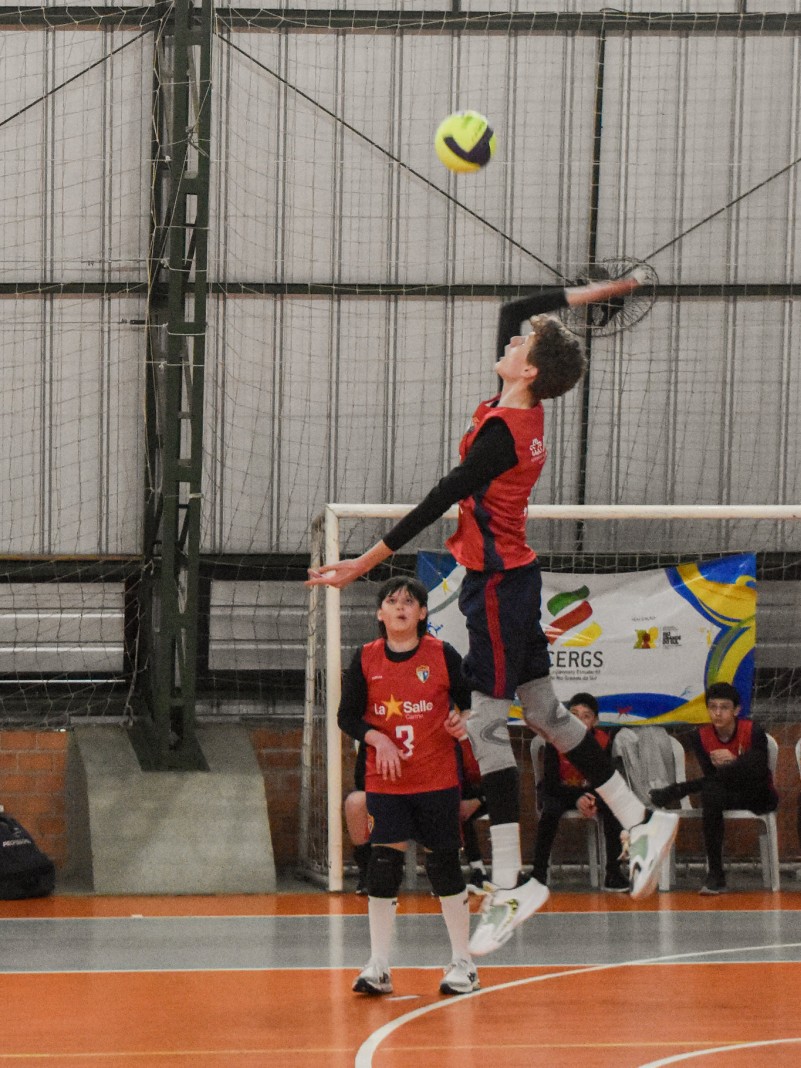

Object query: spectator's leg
[700,778,727,881]
[531,795,571,885]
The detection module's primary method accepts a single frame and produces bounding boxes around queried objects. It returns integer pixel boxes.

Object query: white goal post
[302,503,801,891]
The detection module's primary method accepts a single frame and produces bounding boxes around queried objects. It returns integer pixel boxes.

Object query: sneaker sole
[440,979,480,996]
[466,883,491,897]
[698,886,726,896]
[468,881,550,957]
[352,978,392,995]
[629,812,679,900]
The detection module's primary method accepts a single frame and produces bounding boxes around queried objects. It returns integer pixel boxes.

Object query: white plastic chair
[530,734,606,888]
[658,733,780,891]
[658,736,699,890]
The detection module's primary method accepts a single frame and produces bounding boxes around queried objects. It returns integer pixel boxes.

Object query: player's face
[707,698,739,735]
[495,315,549,381]
[377,588,427,639]
[570,703,598,731]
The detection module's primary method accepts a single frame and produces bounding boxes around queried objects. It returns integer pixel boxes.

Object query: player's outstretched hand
[306,560,363,590]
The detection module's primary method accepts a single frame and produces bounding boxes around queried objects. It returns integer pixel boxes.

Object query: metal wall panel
[599,33,801,285]
[0,584,124,675]
[0,298,145,554]
[212,29,598,286]
[0,28,151,283]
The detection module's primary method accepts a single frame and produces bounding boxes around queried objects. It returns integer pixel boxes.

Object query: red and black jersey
[698,719,754,761]
[360,634,459,795]
[556,726,610,788]
[695,719,778,799]
[446,399,546,571]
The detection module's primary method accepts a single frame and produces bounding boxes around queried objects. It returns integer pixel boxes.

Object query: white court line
[638,1037,801,1066]
[355,941,801,1068]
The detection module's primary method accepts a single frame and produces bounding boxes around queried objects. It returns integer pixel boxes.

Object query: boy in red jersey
[309,278,678,954]
[531,693,627,891]
[650,682,778,894]
[339,576,479,996]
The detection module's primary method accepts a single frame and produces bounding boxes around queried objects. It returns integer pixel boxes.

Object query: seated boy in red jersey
[338,576,479,996]
[650,681,778,894]
[532,693,627,892]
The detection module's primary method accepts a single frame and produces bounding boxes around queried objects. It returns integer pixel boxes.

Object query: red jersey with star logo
[446,397,546,571]
[360,634,459,794]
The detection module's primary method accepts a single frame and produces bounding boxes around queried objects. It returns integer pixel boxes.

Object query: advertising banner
[417,552,756,725]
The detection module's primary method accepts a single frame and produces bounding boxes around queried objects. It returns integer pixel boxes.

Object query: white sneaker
[440,957,480,996]
[466,869,494,896]
[352,958,393,995]
[626,810,679,900]
[468,877,550,957]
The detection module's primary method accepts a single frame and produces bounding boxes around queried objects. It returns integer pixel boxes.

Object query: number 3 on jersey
[395,725,414,760]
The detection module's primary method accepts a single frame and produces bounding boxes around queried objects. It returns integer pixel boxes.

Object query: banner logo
[546,585,602,646]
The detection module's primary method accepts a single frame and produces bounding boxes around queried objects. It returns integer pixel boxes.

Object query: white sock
[367,895,397,967]
[490,822,521,889]
[439,890,471,962]
[594,771,647,830]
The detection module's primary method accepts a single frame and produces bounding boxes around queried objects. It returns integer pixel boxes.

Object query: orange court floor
[1,886,801,1068]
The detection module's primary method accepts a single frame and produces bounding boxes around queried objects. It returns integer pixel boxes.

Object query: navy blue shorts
[366,787,462,850]
[459,562,550,699]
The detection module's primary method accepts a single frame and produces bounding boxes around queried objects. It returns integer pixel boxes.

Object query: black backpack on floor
[0,814,56,899]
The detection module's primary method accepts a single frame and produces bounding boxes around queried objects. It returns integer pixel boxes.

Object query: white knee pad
[465,692,517,776]
[517,676,586,752]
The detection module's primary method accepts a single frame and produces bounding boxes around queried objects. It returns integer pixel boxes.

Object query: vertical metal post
[139,0,213,769]
[575,26,607,551]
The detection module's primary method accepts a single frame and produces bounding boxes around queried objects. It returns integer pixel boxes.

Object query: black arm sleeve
[442,641,472,713]
[690,731,715,777]
[383,419,517,551]
[495,289,568,361]
[721,724,770,781]
[337,649,370,744]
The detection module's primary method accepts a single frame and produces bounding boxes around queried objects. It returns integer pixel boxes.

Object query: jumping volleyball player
[307,277,679,955]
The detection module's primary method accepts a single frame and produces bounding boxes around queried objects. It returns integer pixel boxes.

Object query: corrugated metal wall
[0,12,799,559]
[0,27,150,554]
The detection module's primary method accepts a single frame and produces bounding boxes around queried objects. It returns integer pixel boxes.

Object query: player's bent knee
[367,845,405,898]
[466,702,517,775]
[517,677,586,752]
[424,849,465,898]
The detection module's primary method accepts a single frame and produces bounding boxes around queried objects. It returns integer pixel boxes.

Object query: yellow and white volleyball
[434,110,496,174]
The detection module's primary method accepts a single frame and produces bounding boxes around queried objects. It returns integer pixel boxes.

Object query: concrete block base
[67,724,276,894]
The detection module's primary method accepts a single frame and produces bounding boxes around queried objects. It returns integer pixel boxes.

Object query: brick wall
[250,723,304,871]
[0,723,797,879]
[0,730,69,867]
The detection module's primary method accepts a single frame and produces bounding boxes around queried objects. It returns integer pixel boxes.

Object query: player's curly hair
[526,317,586,402]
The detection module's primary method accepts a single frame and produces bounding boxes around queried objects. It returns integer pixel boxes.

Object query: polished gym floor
[1,874,800,1067]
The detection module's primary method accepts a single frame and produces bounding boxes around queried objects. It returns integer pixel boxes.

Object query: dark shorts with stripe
[366,786,462,850]
[459,561,550,700]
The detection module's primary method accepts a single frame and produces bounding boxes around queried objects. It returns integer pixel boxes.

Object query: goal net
[299,505,801,889]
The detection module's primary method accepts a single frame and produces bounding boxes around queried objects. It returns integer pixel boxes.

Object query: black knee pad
[424,849,465,898]
[367,846,405,899]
